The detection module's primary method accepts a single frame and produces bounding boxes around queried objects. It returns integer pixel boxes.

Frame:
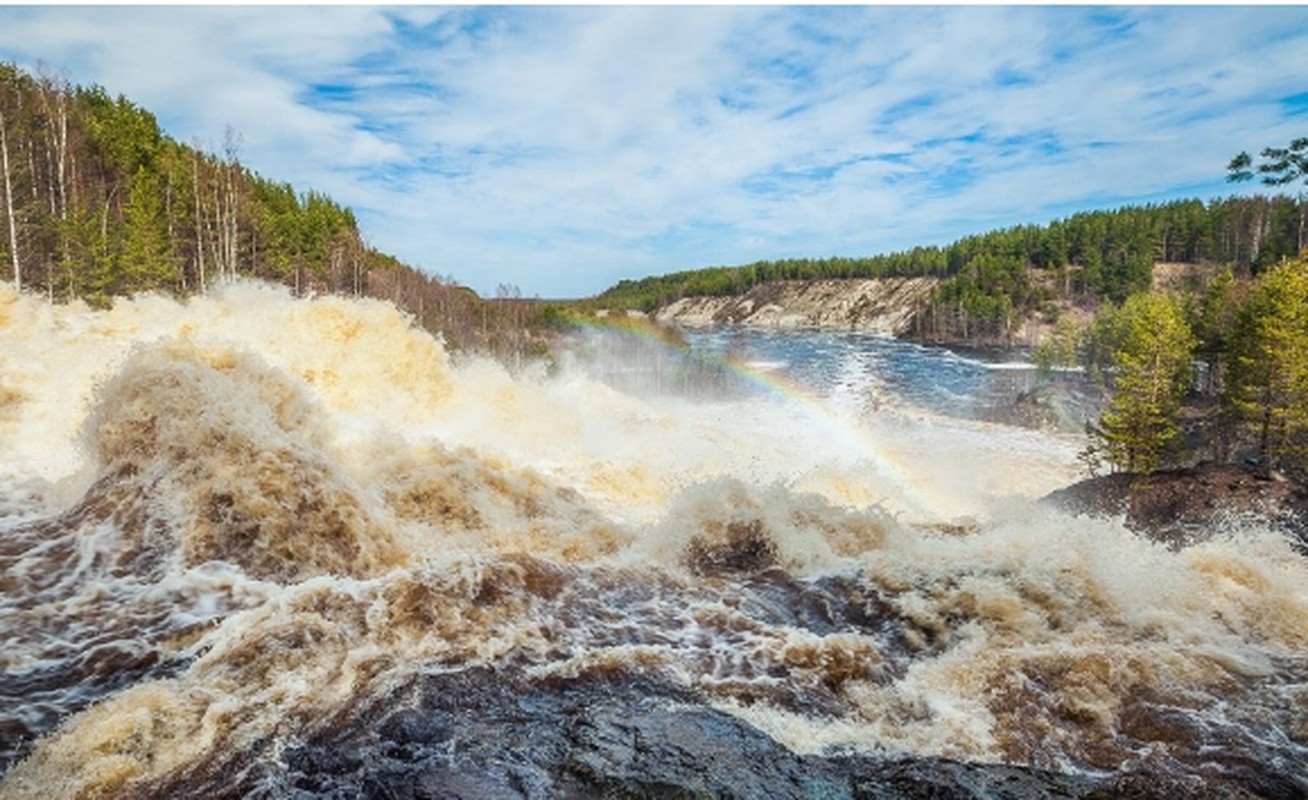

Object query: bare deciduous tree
[1,110,19,290]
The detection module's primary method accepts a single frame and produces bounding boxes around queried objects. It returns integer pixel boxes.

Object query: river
[1,283,1305,797]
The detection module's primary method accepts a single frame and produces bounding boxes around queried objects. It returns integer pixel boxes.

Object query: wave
[1,281,1305,797]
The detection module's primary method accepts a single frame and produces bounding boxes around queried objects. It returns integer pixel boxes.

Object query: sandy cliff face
[653,277,938,334]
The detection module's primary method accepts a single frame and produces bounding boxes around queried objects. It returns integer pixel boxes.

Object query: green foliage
[931,251,1037,338]
[1224,256,1308,469]
[1085,292,1195,474]
[595,250,951,312]
[4,58,1308,400]
[0,61,577,366]
[1081,303,1121,385]
[1228,137,1308,187]
[1033,316,1083,378]
[594,195,1306,341]
[1191,267,1239,351]
[0,60,387,303]
[80,85,163,179]
[1063,205,1157,303]
[120,166,179,291]
[249,175,357,284]
[1185,266,1241,394]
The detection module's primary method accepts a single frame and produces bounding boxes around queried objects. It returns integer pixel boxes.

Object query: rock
[654,278,938,335]
[1043,462,1308,550]
[149,666,1288,800]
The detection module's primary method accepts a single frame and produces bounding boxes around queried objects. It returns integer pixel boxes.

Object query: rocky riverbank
[152,659,1296,800]
[653,277,938,335]
[1044,462,1308,551]
[642,264,1216,348]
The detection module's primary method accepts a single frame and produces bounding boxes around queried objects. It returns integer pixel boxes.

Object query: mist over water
[2,282,1306,797]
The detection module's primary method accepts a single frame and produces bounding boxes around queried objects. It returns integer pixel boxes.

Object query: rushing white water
[1,281,1305,797]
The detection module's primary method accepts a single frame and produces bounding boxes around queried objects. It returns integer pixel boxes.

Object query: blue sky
[1,6,1306,298]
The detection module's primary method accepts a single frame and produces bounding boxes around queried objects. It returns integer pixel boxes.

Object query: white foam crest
[711,507,1308,761]
[5,282,1308,795]
[0,281,1083,539]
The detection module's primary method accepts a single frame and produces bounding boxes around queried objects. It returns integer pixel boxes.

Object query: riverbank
[641,265,1215,350]
[1044,461,1308,551]
[652,277,938,335]
[144,662,1295,799]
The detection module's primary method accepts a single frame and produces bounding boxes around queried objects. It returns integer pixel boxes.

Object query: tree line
[591,134,1308,476]
[5,60,1305,474]
[594,194,1308,341]
[0,61,553,359]
[0,62,369,302]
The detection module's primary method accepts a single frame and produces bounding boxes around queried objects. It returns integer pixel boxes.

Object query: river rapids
[1,282,1305,798]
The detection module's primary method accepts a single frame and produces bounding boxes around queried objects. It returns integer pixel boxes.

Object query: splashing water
[1,282,1306,797]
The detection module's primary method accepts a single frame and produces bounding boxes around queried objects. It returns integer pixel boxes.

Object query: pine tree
[1086,292,1195,473]
[1228,137,1308,187]
[121,166,178,292]
[1033,315,1083,380]
[1189,266,1241,394]
[1225,256,1308,470]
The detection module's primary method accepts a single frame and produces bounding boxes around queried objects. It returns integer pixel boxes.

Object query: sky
[0,6,1306,299]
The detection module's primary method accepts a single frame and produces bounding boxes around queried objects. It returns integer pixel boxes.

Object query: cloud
[1,6,1306,297]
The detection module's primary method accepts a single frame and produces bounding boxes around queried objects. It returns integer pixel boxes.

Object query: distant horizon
[1,6,1305,299]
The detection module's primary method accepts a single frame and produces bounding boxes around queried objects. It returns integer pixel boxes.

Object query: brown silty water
[0,282,1305,797]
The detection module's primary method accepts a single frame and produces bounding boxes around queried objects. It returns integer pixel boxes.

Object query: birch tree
[0,109,18,290]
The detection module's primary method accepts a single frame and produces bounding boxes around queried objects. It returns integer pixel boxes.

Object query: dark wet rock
[846,757,1102,799]
[157,666,1297,800]
[1043,462,1308,550]
[377,707,453,746]
[1099,771,1270,799]
[737,570,902,641]
[686,519,779,575]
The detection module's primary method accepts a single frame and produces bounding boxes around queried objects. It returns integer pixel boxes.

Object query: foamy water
[1,282,1305,797]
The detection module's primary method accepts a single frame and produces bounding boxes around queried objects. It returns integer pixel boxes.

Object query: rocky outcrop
[654,277,937,334]
[166,665,1287,799]
[1043,462,1308,550]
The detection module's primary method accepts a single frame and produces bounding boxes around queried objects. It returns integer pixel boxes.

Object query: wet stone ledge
[157,666,1290,800]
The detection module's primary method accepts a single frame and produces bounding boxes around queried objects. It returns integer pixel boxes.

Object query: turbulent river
[1,282,1306,798]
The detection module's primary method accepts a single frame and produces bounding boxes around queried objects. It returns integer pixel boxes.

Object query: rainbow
[563,313,947,518]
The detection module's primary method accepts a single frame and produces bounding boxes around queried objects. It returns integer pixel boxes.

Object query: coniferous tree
[121,166,177,291]
[1228,137,1308,187]
[1033,315,1083,379]
[1225,256,1308,470]
[1086,292,1195,473]
[1188,266,1241,394]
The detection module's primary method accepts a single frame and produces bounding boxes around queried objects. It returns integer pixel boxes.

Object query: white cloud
[0,6,1305,297]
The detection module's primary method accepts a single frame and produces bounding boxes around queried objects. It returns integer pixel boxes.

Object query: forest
[0,61,545,358]
[594,194,1307,341]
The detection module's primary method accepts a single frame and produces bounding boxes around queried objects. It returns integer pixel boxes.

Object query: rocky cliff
[654,277,938,334]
